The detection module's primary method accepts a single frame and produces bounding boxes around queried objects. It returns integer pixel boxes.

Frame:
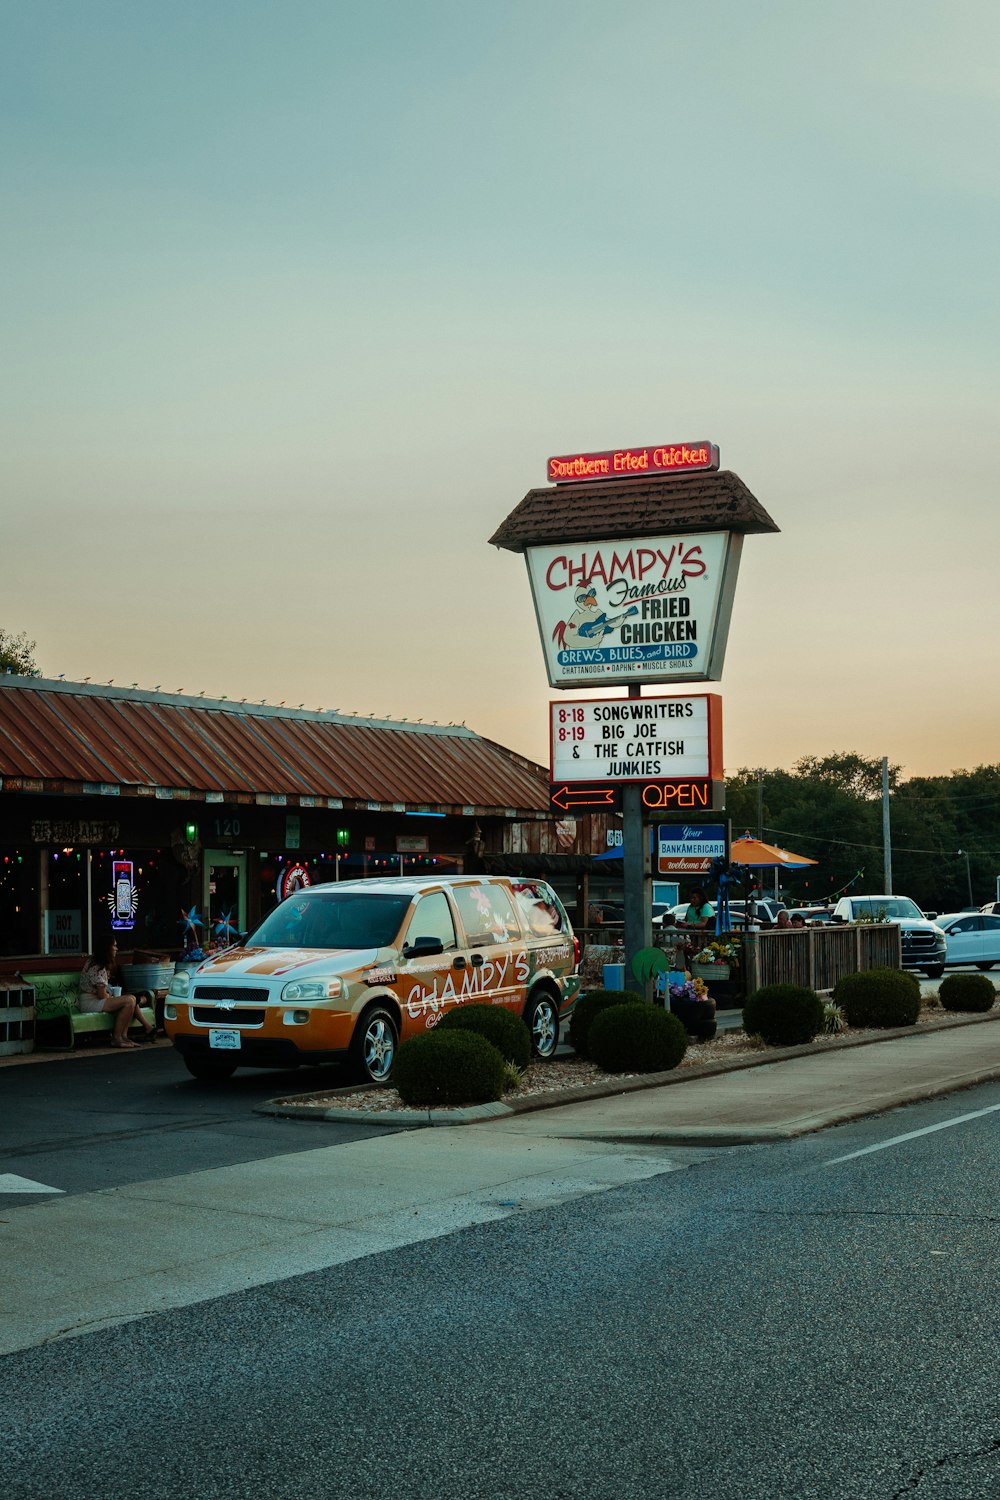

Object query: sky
[2,1,997,782]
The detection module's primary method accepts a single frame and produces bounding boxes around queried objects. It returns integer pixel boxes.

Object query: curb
[256,1009,1000,1130]
[556,1065,1000,1145]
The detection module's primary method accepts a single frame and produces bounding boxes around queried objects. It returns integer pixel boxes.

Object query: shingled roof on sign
[488,470,780,552]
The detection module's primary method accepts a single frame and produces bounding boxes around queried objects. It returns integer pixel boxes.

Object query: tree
[0,628,40,676]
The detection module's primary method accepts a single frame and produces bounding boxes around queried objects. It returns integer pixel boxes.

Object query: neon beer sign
[547,443,720,485]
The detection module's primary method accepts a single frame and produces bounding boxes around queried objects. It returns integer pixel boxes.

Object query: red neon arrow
[550,785,617,811]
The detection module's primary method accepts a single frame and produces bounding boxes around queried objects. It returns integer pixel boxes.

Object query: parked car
[830,894,946,977]
[589,902,625,926]
[660,898,786,931]
[165,875,580,1082]
[788,906,836,925]
[980,902,1000,917]
[935,911,1000,970]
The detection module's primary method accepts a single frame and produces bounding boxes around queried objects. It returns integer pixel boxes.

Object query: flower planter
[670,995,718,1041]
[692,962,730,982]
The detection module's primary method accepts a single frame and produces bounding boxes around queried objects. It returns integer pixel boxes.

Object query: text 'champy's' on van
[165,876,580,1082]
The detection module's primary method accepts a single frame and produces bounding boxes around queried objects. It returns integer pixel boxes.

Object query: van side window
[453,883,521,946]
[404,891,458,952]
[511,881,566,937]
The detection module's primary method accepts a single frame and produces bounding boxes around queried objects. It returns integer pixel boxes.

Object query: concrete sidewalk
[262,1012,1000,1143]
[487,1015,1000,1145]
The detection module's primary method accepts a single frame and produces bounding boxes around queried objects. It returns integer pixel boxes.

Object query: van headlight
[168,970,192,998]
[280,978,342,1002]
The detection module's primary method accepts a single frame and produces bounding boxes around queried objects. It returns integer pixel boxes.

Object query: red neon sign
[547,443,720,485]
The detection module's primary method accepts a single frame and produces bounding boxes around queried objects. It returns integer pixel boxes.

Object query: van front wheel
[350,1005,398,1083]
[525,992,560,1059]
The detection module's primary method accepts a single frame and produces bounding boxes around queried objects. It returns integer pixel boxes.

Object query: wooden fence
[742,924,901,996]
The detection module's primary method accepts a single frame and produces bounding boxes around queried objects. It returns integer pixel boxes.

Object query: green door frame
[204,850,247,940]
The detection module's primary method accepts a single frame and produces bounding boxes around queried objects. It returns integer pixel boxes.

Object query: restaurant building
[0,677,612,965]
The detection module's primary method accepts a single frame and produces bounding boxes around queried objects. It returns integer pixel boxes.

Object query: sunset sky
[3,2,997,780]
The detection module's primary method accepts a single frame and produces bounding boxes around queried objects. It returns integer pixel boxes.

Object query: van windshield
[247,892,411,950]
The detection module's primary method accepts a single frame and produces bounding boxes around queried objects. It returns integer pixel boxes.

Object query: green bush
[437,1003,531,1068]
[938,972,997,1013]
[742,983,824,1046]
[832,967,920,1028]
[568,989,645,1057]
[393,1030,506,1107]
[588,1002,688,1074]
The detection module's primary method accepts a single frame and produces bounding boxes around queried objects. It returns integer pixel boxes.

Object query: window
[404,891,457,952]
[453,882,521,945]
[949,917,979,934]
[248,892,410,950]
[511,880,566,937]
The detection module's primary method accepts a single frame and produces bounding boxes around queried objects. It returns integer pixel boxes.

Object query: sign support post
[623,685,652,997]
[490,445,780,1007]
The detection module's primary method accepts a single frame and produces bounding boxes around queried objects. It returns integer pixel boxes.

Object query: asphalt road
[3,1070,998,1500]
[0,1044,397,1200]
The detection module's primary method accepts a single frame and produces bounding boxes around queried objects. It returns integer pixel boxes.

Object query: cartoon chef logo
[552,585,638,652]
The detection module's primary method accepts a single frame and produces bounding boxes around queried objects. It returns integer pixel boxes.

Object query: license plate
[209,1028,241,1050]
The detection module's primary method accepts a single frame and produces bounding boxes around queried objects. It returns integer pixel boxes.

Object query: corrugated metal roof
[0,679,549,815]
[489,469,780,552]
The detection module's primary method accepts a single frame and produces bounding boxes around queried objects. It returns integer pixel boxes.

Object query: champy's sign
[525,531,743,687]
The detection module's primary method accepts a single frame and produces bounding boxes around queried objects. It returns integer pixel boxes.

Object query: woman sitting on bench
[79,936,156,1049]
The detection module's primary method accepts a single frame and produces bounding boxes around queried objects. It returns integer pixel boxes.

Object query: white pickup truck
[831,895,946,977]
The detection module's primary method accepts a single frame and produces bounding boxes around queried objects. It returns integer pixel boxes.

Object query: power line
[763,825,1000,859]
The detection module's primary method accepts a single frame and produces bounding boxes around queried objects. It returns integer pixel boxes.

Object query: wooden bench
[19,969,156,1050]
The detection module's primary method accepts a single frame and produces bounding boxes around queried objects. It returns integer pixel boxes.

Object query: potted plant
[667,976,717,1040]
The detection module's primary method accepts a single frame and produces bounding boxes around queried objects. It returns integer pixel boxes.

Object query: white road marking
[0,1130,691,1355]
[824,1102,1000,1165]
[0,1173,64,1194]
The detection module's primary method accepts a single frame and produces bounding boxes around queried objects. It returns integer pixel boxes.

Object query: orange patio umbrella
[730,834,818,870]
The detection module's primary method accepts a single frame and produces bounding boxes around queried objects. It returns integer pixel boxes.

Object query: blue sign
[657,823,727,873]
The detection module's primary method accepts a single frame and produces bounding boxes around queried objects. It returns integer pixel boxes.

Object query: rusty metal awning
[0,678,550,816]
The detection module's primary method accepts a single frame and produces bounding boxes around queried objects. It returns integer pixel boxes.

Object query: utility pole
[622,684,651,997]
[756,768,764,840]
[882,756,892,894]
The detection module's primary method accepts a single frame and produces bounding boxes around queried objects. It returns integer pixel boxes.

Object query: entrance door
[204,851,247,945]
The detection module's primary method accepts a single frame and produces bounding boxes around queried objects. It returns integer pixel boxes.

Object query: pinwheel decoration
[179,905,204,948]
[214,909,239,946]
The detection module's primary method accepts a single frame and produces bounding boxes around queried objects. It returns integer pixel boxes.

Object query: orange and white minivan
[164,875,580,1082]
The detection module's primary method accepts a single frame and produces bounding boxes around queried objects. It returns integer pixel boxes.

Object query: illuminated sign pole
[489,445,779,994]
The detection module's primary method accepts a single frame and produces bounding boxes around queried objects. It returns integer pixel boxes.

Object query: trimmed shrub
[568,989,645,1057]
[438,1003,531,1068]
[938,972,997,1013]
[832,967,920,1028]
[742,983,824,1046]
[588,1002,689,1074]
[393,1030,505,1107]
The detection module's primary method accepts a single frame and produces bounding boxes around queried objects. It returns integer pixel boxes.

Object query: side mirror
[402,935,445,959]
[923,911,938,922]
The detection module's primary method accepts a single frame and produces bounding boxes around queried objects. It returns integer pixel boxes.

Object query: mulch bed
[273,1004,996,1116]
